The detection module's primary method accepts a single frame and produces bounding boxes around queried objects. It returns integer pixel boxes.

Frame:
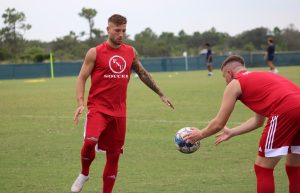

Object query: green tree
[20,46,46,63]
[158,32,176,56]
[1,8,31,41]
[51,31,88,61]
[243,42,256,52]
[134,28,158,56]
[177,30,188,45]
[0,8,31,61]
[230,27,268,51]
[78,8,97,40]
[281,24,300,51]
[273,27,281,36]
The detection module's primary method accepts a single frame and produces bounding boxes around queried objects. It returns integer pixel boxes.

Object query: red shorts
[258,108,300,157]
[84,109,126,153]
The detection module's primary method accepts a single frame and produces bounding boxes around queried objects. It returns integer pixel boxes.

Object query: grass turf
[0,66,299,193]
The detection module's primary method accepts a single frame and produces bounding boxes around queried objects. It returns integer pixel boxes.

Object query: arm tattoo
[132,48,163,96]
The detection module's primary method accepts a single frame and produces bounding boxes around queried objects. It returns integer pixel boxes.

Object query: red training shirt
[87,42,134,117]
[235,71,300,117]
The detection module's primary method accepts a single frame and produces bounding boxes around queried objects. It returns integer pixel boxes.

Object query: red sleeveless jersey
[235,71,300,117]
[87,42,134,117]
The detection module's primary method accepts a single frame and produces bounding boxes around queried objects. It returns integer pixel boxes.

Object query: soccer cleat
[71,174,89,193]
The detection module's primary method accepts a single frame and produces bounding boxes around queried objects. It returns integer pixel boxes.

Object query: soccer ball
[175,127,201,154]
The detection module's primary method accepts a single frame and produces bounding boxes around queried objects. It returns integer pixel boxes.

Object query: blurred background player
[184,55,300,193]
[205,43,213,76]
[265,38,279,73]
[71,14,174,193]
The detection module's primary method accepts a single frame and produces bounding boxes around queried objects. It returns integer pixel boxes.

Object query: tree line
[1,7,300,64]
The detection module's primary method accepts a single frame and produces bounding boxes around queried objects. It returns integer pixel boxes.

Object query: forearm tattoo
[132,49,163,96]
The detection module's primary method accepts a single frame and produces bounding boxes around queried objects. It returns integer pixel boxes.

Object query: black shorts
[267,55,274,61]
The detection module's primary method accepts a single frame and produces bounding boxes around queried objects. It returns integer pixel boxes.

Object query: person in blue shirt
[265,39,278,73]
[205,43,213,76]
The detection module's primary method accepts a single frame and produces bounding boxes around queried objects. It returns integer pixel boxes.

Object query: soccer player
[70,14,174,193]
[205,43,213,76]
[184,55,300,193]
[265,38,278,73]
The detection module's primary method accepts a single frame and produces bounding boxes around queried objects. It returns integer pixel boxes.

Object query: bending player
[184,55,300,193]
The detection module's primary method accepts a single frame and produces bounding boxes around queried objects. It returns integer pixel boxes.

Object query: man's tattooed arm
[132,48,164,97]
[131,47,175,109]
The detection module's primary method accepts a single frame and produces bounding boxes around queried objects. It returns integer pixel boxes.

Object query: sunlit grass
[0,66,299,193]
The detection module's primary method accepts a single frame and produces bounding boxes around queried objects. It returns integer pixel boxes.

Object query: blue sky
[1,0,300,41]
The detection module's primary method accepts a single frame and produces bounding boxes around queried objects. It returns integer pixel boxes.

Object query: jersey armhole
[95,45,101,64]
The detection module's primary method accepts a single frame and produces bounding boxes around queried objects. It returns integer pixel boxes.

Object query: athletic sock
[80,139,97,176]
[254,164,275,193]
[286,165,300,193]
[102,151,120,193]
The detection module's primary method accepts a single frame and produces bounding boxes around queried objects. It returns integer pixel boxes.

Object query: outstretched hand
[160,95,175,109]
[215,126,232,145]
[182,127,202,144]
[74,105,84,125]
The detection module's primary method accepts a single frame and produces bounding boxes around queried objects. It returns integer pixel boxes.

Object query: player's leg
[286,154,300,193]
[267,60,274,70]
[257,108,300,193]
[254,156,281,193]
[285,108,300,193]
[98,116,126,193]
[81,137,97,176]
[207,63,213,76]
[285,119,300,193]
[80,111,109,176]
[254,114,284,193]
[208,64,213,72]
[71,110,108,193]
[267,60,278,73]
[71,137,97,193]
[102,150,121,193]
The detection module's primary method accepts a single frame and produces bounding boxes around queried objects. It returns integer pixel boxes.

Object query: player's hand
[215,126,232,145]
[74,105,84,125]
[183,127,202,144]
[160,95,175,109]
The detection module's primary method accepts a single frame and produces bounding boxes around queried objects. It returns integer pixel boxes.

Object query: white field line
[4,114,243,125]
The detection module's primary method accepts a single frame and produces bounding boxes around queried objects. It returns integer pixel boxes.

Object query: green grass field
[0,66,300,193]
